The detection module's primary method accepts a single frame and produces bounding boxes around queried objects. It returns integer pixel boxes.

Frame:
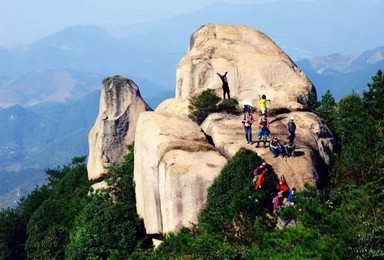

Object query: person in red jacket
[276,178,289,197]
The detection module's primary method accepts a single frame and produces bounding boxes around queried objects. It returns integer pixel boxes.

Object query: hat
[273,136,277,140]
[289,116,295,121]
[262,162,267,167]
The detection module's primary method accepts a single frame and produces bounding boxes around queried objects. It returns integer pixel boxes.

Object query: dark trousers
[288,132,295,142]
[244,126,252,143]
[223,86,230,99]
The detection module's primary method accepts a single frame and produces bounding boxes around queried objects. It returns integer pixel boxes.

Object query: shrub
[65,196,144,259]
[188,89,221,124]
[66,145,146,259]
[218,98,239,113]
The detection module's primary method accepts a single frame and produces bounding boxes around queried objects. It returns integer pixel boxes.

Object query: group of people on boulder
[252,162,298,228]
[217,71,297,157]
[219,72,300,228]
[241,94,297,158]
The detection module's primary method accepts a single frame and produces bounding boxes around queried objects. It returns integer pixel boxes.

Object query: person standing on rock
[257,114,270,140]
[242,109,255,144]
[287,116,296,142]
[258,94,271,115]
[217,72,230,99]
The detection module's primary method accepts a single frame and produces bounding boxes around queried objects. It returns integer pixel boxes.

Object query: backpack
[243,104,252,112]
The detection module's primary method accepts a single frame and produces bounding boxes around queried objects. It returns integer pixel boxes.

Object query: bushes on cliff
[188,89,222,124]
[25,157,91,259]
[147,148,279,259]
[218,97,239,112]
[188,89,239,124]
[198,148,275,234]
[66,146,147,259]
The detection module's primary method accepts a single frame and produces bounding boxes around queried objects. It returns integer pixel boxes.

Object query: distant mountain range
[0,69,173,108]
[297,46,384,99]
[0,25,180,93]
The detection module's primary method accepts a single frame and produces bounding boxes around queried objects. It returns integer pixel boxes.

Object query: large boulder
[155,98,190,116]
[88,75,151,180]
[201,112,335,190]
[134,112,227,234]
[176,24,315,112]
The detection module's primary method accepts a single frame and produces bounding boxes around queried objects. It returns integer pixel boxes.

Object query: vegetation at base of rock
[1,71,384,259]
[188,89,239,124]
[0,146,147,260]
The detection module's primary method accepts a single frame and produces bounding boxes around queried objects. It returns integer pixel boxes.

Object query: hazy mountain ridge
[296,47,384,99]
[0,69,173,108]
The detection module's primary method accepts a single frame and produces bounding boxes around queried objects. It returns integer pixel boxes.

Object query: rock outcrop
[134,112,227,234]
[88,75,151,180]
[155,98,190,116]
[87,24,336,236]
[201,112,335,189]
[176,24,315,112]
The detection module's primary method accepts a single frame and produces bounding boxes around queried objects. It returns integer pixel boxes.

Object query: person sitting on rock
[270,136,283,158]
[258,94,271,115]
[283,138,296,157]
[257,114,270,140]
[287,116,296,142]
[276,177,289,197]
[242,109,254,144]
[287,187,296,205]
[217,71,230,99]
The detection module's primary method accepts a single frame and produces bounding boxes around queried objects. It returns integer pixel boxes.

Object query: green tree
[363,69,384,120]
[189,89,222,124]
[25,157,91,259]
[0,209,26,260]
[66,145,146,259]
[316,90,337,130]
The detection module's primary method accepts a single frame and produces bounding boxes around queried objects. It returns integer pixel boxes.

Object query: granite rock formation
[176,24,315,113]
[134,112,227,234]
[87,75,151,180]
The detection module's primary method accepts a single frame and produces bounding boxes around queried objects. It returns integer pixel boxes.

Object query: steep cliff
[134,112,227,234]
[87,75,151,180]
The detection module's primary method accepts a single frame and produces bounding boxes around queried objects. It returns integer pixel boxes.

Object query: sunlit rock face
[133,112,227,234]
[87,75,151,180]
[176,24,316,113]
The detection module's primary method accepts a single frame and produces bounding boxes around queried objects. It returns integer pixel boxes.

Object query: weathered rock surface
[134,112,227,234]
[201,112,335,190]
[155,98,190,116]
[88,75,151,180]
[176,24,315,112]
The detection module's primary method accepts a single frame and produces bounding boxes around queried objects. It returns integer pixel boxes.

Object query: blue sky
[2,0,384,55]
[1,0,263,46]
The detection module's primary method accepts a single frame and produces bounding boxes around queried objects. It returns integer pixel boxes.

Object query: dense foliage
[0,146,146,260]
[1,70,383,259]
